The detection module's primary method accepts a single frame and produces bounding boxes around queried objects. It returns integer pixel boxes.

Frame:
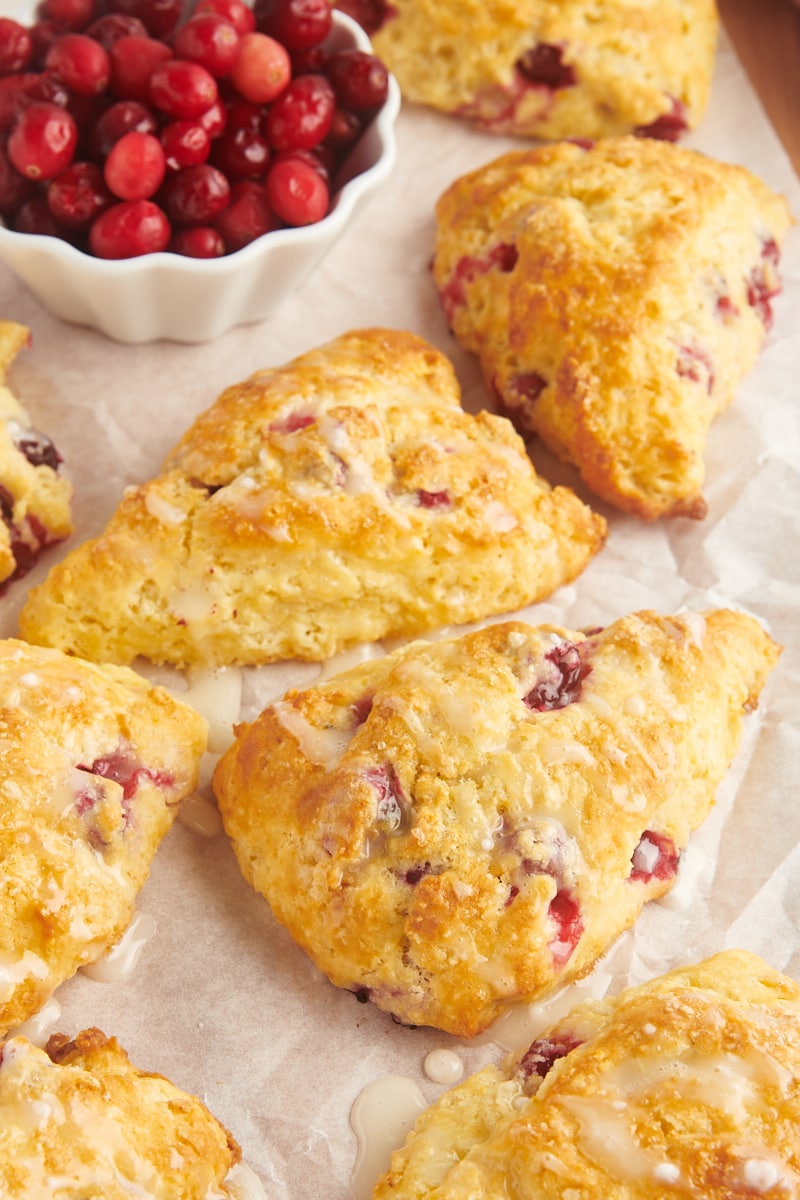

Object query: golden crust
[0,639,207,1037]
[0,320,73,589]
[373,950,800,1200]
[433,138,794,519]
[0,1029,239,1198]
[18,328,605,669]
[213,609,779,1037]
[361,0,718,138]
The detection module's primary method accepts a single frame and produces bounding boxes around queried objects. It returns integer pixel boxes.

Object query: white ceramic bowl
[0,11,399,344]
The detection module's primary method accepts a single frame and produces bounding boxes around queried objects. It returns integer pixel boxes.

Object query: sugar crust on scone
[0,1028,239,1198]
[213,609,779,1037]
[359,0,718,140]
[432,137,794,520]
[372,949,800,1200]
[0,320,73,591]
[17,328,605,669]
[0,639,207,1037]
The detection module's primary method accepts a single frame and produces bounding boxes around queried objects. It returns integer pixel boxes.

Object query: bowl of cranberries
[0,0,399,342]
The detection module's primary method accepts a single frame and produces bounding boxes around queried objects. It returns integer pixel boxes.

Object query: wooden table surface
[718,0,800,175]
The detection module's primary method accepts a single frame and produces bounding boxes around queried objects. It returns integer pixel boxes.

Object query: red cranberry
[439,242,518,323]
[229,31,291,103]
[332,0,389,35]
[47,159,112,227]
[259,0,332,51]
[172,14,241,79]
[524,641,591,711]
[0,20,34,74]
[326,49,389,112]
[88,197,170,256]
[325,105,362,153]
[517,1033,583,1092]
[88,98,158,159]
[196,96,226,138]
[629,831,679,883]
[215,179,275,250]
[195,0,256,36]
[108,34,173,102]
[417,489,450,508]
[160,118,210,170]
[0,142,34,215]
[263,73,335,151]
[516,42,576,90]
[211,122,270,179]
[29,20,71,71]
[508,372,546,405]
[548,888,583,966]
[170,223,225,256]
[148,59,218,120]
[160,161,230,223]
[104,129,165,199]
[13,193,63,236]
[105,0,183,39]
[265,153,328,224]
[635,97,688,142]
[8,100,78,180]
[45,33,112,96]
[85,12,149,47]
[41,0,97,30]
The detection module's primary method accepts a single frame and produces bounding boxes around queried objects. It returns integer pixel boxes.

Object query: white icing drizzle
[273,701,354,768]
[478,971,613,1051]
[80,912,157,983]
[178,789,223,839]
[9,997,62,1047]
[0,950,49,1003]
[349,1076,427,1200]
[224,1162,269,1200]
[144,491,187,525]
[317,642,386,681]
[653,1161,681,1184]
[424,1049,464,1086]
[180,666,243,754]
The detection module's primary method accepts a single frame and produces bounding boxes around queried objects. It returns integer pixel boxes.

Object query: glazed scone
[0,1028,240,1198]
[337,0,718,140]
[18,328,605,669]
[372,950,800,1200]
[0,320,72,591]
[0,639,207,1037]
[433,137,794,519]
[213,609,779,1037]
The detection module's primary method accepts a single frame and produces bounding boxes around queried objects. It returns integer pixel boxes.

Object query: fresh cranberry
[148,59,218,120]
[170,223,225,256]
[47,159,112,227]
[517,1033,582,1091]
[88,197,170,256]
[29,20,71,70]
[332,0,390,35]
[45,33,111,96]
[12,193,63,235]
[259,0,332,50]
[0,143,34,214]
[326,49,388,112]
[41,0,97,30]
[8,101,78,180]
[160,161,230,224]
[196,96,226,138]
[104,129,165,199]
[172,14,241,79]
[211,123,270,180]
[289,44,325,75]
[230,31,291,104]
[88,98,158,159]
[264,73,335,151]
[105,0,183,39]
[635,96,688,142]
[85,12,148,47]
[264,153,328,224]
[108,34,173,102]
[629,830,679,883]
[160,118,210,170]
[215,178,274,249]
[195,0,256,35]
[524,641,591,711]
[517,42,576,89]
[0,20,34,74]
[325,105,362,154]
[548,888,583,966]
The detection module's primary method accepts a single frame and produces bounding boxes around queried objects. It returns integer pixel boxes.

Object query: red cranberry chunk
[11,426,62,471]
[516,42,576,90]
[747,262,781,330]
[516,1032,583,1091]
[268,411,316,433]
[351,693,373,725]
[508,372,547,405]
[676,344,714,394]
[439,241,518,324]
[524,641,591,712]
[364,762,407,832]
[416,488,451,509]
[77,741,173,802]
[548,887,583,966]
[635,97,688,142]
[629,830,679,883]
[0,20,34,75]
[715,293,740,323]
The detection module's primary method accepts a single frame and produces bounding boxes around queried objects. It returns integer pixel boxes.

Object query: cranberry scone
[18,328,605,669]
[336,0,718,141]
[433,137,794,520]
[0,639,207,1037]
[213,608,779,1037]
[0,1028,241,1198]
[372,950,800,1200]
[0,320,72,592]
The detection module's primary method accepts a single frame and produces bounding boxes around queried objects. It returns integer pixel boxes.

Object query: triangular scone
[0,639,207,1037]
[0,1029,240,1198]
[213,609,779,1037]
[349,0,718,141]
[372,950,800,1200]
[18,328,605,669]
[0,321,73,591]
[432,137,794,519]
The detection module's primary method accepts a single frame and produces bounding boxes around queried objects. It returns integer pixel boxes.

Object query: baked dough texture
[0,320,73,591]
[432,137,794,520]
[213,608,779,1037]
[372,950,800,1200]
[0,1028,240,1198]
[344,0,718,140]
[0,639,207,1037]
[17,328,605,669]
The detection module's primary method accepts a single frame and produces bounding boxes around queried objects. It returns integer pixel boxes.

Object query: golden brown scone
[18,328,605,669]
[0,320,72,591]
[0,1028,240,1198]
[213,608,779,1037]
[372,950,800,1200]
[432,138,794,520]
[0,639,207,1037]
[337,0,718,140]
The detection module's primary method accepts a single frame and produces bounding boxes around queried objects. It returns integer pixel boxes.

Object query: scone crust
[433,138,794,519]
[373,950,800,1200]
[0,320,73,588]
[368,0,718,139]
[0,639,207,1036]
[214,609,779,1037]
[18,328,605,668]
[0,1028,239,1198]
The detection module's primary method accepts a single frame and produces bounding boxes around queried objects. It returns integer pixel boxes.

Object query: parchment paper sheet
[0,26,799,1200]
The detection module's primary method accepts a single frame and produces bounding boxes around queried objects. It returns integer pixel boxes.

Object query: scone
[213,608,779,1037]
[432,137,794,520]
[0,320,73,591]
[0,639,207,1037]
[0,1028,240,1198]
[372,950,800,1200]
[18,328,605,669]
[336,0,718,141]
